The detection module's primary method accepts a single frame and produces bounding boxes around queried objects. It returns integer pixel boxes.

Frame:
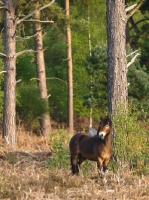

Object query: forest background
[0,0,149,199]
[0,0,149,132]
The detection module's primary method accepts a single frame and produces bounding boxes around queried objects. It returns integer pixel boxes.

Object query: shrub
[111,104,149,174]
[16,83,48,130]
[47,129,70,169]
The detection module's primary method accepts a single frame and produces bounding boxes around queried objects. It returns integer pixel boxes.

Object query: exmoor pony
[69,116,112,175]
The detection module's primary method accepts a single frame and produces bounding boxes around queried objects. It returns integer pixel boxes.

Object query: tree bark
[106,0,128,115]
[2,0,16,148]
[65,0,73,134]
[33,2,51,136]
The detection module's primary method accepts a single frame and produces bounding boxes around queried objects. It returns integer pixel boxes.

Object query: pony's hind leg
[70,155,79,175]
[78,154,86,172]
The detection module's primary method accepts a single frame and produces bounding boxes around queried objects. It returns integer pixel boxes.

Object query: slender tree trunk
[88,5,93,128]
[65,0,73,134]
[2,0,16,148]
[33,2,51,136]
[106,0,128,115]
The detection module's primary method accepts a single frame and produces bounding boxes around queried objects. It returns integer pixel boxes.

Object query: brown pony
[69,116,112,175]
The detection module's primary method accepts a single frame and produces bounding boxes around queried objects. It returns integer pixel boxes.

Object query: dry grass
[0,129,149,200]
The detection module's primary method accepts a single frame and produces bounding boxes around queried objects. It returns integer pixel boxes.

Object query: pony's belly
[81,152,97,161]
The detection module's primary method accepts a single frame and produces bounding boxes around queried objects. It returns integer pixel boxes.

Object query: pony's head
[97,116,112,140]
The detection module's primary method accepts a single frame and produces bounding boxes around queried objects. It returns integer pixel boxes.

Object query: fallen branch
[4,136,9,144]
[17,0,55,25]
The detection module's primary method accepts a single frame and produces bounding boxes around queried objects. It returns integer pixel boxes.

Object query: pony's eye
[106,125,109,128]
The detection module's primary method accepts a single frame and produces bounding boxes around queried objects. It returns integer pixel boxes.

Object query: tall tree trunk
[88,5,93,128]
[33,2,51,136]
[106,0,128,115]
[2,0,16,148]
[65,0,73,134]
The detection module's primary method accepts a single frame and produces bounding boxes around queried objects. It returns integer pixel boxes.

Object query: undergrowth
[111,105,149,175]
[47,106,149,176]
[47,129,96,174]
[47,129,70,169]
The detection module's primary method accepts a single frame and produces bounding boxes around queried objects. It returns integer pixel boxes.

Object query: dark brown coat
[69,117,112,175]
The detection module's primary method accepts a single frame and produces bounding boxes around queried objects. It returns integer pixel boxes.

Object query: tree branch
[16,79,22,84]
[16,49,35,57]
[126,50,139,57]
[0,53,7,57]
[0,71,7,74]
[16,0,55,25]
[127,0,145,21]
[129,17,149,31]
[0,6,7,9]
[125,4,137,13]
[127,53,140,68]
[30,78,40,81]
[30,77,67,85]
[47,94,51,99]
[23,19,54,23]
[16,32,39,40]
[46,77,67,85]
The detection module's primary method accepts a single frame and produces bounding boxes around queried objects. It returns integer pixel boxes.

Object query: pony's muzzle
[98,132,106,139]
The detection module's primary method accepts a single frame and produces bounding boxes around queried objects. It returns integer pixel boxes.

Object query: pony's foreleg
[70,155,79,175]
[103,158,110,173]
[97,157,104,177]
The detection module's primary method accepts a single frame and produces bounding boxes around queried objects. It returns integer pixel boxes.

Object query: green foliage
[84,44,149,119]
[140,41,149,74]
[46,107,149,175]
[47,129,70,169]
[111,104,149,174]
[16,55,36,82]
[84,44,107,109]
[127,46,149,118]
[16,55,48,128]
[48,81,68,121]
[16,84,48,129]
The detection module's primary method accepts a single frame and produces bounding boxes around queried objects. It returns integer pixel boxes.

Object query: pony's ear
[100,117,103,120]
[106,116,111,120]
[107,116,112,126]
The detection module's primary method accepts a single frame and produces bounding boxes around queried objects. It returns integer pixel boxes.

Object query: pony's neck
[104,133,111,147]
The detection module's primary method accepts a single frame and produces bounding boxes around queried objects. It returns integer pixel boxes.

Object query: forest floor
[0,125,149,200]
